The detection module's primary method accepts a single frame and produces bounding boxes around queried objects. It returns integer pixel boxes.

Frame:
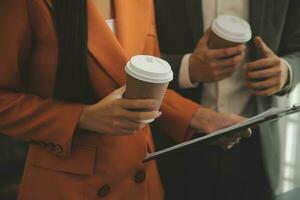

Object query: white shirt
[106,19,116,34]
[178,0,292,117]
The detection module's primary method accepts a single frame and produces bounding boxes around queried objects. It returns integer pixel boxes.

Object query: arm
[0,0,84,157]
[145,4,200,142]
[0,0,163,157]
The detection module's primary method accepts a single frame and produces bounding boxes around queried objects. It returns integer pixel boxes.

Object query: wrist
[179,53,199,88]
[188,56,197,83]
[78,105,92,130]
[280,59,290,89]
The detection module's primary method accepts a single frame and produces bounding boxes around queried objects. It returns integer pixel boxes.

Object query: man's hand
[190,107,251,149]
[245,37,289,96]
[189,28,246,83]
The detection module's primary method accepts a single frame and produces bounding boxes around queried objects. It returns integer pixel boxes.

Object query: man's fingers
[246,66,281,80]
[214,64,237,75]
[246,57,280,71]
[199,27,213,46]
[246,77,279,90]
[252,85,279,96]
[214,52,245,68]
[255,36,275,57]
[209,44,246,59]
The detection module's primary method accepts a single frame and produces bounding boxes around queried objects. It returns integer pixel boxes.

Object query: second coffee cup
[209,15,252,49]
[124,55,173,122]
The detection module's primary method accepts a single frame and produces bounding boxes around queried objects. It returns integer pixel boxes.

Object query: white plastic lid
[212,15,252,43]
[125,55,173,83]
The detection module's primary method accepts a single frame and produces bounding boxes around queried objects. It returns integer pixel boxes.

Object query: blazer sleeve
[0,0,84,157]
[278,0,300,94]
[147,3,200,143]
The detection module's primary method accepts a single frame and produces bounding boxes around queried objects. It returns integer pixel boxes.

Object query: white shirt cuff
[279,58,293,92]
[178,54,199,89]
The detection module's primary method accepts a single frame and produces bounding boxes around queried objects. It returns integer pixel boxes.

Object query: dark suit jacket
[153,0,300,196]
[155,0,300,97]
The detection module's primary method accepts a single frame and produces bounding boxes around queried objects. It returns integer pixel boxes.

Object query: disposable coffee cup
[124,55,173,123]
[209,15,252,49]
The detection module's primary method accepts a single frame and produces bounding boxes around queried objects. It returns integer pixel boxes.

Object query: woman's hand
[79,86,161,135]
[190,107,251,149]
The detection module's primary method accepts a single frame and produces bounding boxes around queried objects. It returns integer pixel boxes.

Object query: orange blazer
[0,0,199,199]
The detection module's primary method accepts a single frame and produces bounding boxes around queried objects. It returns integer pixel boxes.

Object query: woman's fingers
[119,99,159,110]
[246,67,281,80]
[120,109,161,122]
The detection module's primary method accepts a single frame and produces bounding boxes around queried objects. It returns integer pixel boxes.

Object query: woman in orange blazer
[0,0,245,199]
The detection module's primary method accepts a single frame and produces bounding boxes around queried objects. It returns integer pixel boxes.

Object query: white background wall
[276,85,300,193]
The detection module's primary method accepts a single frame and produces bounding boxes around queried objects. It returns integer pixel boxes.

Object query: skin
[245,36,289,96]
[189,28,246,83]
[187,31,289,148]
[190,107,251,149]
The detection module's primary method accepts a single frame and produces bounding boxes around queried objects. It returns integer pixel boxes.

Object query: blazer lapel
[87,0,127,86]
[185,0,204,44]
[86,0,153,86]
[114,0,152,58]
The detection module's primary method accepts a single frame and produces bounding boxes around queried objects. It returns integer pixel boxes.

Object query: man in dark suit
[153,0,300,199]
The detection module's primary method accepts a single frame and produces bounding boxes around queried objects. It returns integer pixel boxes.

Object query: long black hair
[52,0,96,104]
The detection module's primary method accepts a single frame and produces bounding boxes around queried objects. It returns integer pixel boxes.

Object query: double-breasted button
[54,144,63,154]
[47,143,55,151]
[97,185,111,198]
[134,170,146,184]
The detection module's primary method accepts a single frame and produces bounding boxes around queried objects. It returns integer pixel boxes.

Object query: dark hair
[52,0,96,104]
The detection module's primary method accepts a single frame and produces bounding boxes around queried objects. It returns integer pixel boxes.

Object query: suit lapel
[185,0,204,44]
[249,0,266,38]
[249,0,267,59]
